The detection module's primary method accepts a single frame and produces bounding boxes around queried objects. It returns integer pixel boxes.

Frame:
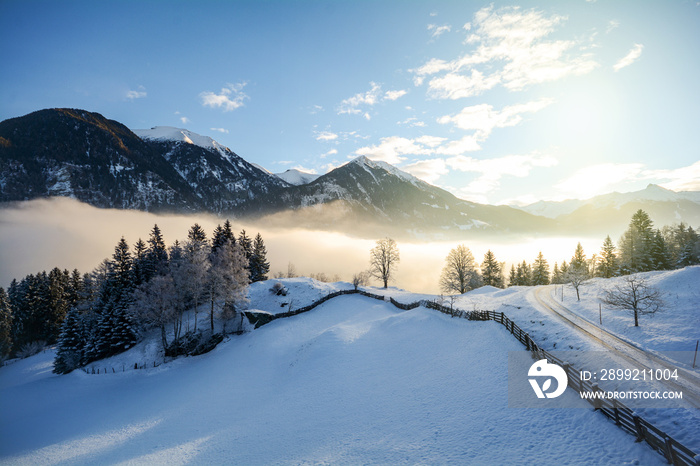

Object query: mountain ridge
[1,108,698,239]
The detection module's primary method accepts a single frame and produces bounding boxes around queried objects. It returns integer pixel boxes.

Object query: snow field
[0,294,665,465]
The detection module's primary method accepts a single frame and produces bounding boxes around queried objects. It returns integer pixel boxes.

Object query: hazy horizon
[1,197,605,294]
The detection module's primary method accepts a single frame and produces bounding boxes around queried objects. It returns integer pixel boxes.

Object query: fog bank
[0,198,601,293]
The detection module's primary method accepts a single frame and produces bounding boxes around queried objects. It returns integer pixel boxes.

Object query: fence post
[563,363,572,391]
[590,383,602,410]
[632,415,645,443]
[612,399,621,426]
[663,437,675,464]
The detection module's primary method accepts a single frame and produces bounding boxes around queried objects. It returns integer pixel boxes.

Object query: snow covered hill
[274,168,320,186]
[5,271,700,464]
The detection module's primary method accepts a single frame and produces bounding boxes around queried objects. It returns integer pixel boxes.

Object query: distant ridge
[1,108,698,239]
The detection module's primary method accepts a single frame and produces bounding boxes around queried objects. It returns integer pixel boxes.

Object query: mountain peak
[275,168,319,186]
[134,126,221,151]
[348,156,422,185]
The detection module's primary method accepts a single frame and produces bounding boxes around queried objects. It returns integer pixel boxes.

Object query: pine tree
[132,238,148,286]
[53,307,84,374]
[211,225,225,253]
[46,267,70,343]
[145,224,169,281]
[0,288,13,359]
[513,261,532,286]
[211,220,236,253]
[93,237,138,358]
[238,229,254,282]
[650,230,671,271]
[508,264,517,287]
[532,252,550,285]
[551,263,562,284]
[570,243,587,276]
[619,209,654,273]
[481,250,503,288]
[238,229,253,260]
[249,233,270,283]
[597,236,618,278]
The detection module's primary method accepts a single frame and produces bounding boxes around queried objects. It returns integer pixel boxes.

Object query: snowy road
[532,286,700,408]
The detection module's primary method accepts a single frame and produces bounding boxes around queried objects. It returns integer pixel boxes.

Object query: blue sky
[1,0,699,205]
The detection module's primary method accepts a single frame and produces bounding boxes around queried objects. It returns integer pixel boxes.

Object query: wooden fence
[247,289,698,466]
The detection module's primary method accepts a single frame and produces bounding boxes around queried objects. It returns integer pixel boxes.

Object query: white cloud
[554,163,644,199]
[403,158,449,183]
[210,127,229,134]
[180,117,191,125]
[613,44,644,72]
[647,161,700,192]
[338,83,406,117]
[398,117,426,127]
[200,82,249,111]
[415,135,447,148]
[355,136,432,164]
[316,131,338,141]
[437,99,553,138]
[428,23,451,38]
[606,20,620,34]
[384,89,407,101]
[126,86,146,100]
[447,153,558,196]
[427,70,501,99]
[320,148,338,159]
[413,5,598,98]
[435,135,482,155]
[338,82,382,115]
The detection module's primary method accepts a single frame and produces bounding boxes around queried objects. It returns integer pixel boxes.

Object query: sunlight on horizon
[0,198,602,294]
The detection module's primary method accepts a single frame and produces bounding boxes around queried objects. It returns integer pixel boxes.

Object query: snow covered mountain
[135,126,289,212]
[2,108,697,239]
[0,109,287,213]
[274,168,320,186]
[516,184,700,235]
[0,109,200,211]
[256,156,550,238]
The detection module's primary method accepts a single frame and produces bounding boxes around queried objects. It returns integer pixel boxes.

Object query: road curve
[531,285,700,409]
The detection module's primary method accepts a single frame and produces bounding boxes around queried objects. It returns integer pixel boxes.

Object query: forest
[0,209,698,372]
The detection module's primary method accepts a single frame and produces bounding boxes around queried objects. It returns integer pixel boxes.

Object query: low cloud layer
[0,198,600,294]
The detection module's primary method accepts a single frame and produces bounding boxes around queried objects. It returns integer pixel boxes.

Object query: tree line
[365,210,699,295]
[0,221,270,372]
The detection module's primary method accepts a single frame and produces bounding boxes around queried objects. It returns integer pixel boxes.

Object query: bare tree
[565,265,588,301]
[440,245,482,294]
[132,275,177,351]
[601,275,664,327]
[369,238,400,288]
[352,271,370,290]
[182,240,209,332]
[208,241,250,333]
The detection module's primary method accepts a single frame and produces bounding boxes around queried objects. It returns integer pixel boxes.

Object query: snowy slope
[0,294,666,465]
[134,126,222,152]
[274,168,320,186]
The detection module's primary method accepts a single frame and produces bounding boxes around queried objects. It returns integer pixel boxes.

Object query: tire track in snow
[531,286,700,409]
